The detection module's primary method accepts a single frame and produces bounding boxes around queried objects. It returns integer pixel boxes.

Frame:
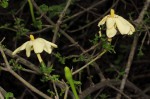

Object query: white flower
[98,9,135,38]
[12,35,58,57]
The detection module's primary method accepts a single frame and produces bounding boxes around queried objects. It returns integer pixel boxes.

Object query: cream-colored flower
[98,9,135,38]
[12,35,57,57]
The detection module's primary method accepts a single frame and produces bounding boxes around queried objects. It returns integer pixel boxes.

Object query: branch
[0,45,52,99]
[32,0,105,81]
[3,48,41,74]
[79,79,150,99]
[116,0,150,98]
[52,0,72,43]
[63,0,107,22]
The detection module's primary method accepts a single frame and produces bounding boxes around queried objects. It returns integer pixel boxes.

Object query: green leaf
[138,49,144,57]
[72,55,85,62]
[33,20,42,29]
[100,37,115,53]
[54,52,66,64]
[5,92,14,99]
[47,89,55,97]
[49,75,59,81]
[0,0,9,8]
[9,59,24,71]
[73,80,82,86]
[39,4,49,13]
[89,34,100,44]
[48,4,66,18]
[98,93,109,99]
[41,74,59,82]
[40,65,54,74]
[13,18,29,38]
[102,42,115,53]
[0,23,10,28]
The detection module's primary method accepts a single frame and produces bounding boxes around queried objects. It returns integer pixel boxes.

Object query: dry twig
[116,0,150,98]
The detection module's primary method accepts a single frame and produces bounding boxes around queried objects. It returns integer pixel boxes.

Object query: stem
[0,91,4,99]
[36,54,47,73]
[72,50,107,75]
[36,53,43,63]
[52,0,72,43]
[65,67,79,99]
[52,81,59,99]
[64,85,69,99]
[28,0,36,23]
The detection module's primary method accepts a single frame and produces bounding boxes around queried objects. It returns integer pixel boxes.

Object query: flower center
[110,9,115,17]
[30,35,35,41]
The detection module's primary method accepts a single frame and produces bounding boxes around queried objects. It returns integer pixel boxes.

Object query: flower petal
[40,38,58,48]
[116,16,135,35]
[106,17,115,29]
[98,15,108,27]
[12,41,29,55]
[44,44,52,54]
[42,38,57,54]
[25,41,33,57]
[115,19,130,34]
[106,27,117,38]
[118,16,135,32]
[33,38,45,53]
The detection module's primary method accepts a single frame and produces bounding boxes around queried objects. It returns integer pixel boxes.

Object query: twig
[1,63,38,74]
[76,4,100,17]
[63,0,107,22]
[72,50,107,75]
[0,91,4,99]
[116,0,150,98]
[28,0,36,23]
[27,25,53,35]
[79,79,120,99]
[108,85,131,99]
[3,48,41,74]
[4,47,68,97]
[31,0,91,52]
[31,0,84,50]
[0,45,52,99]
[9,70,52,99]
[68,0,119,33]
[64,86,69,99]
[116,34,139,98]
[31,0,105,80]
[19,75,37,98]
[52,81,59,99]
[79,79,150,99]
[52,0,72,43]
